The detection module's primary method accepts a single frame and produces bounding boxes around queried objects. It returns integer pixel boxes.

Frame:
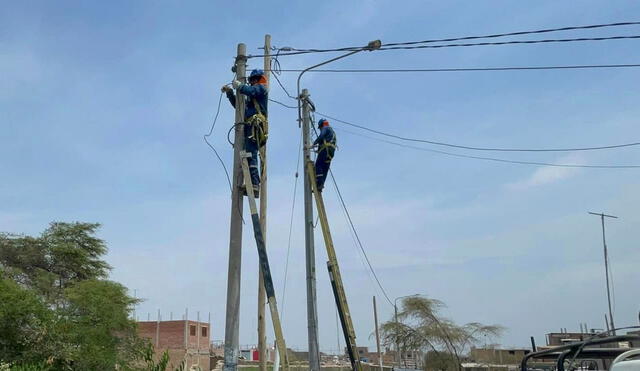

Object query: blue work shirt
[225,83,268,118]
[313,126,336,146]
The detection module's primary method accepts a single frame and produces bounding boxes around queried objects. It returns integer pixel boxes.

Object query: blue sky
[2,0,640,353]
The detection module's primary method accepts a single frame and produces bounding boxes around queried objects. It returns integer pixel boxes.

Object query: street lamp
[394,294,421,367]
[296,39,382,124]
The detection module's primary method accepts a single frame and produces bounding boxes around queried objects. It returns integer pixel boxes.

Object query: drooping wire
[335,126,640,169]
[316,112,640,153]
[270,49,297,100]
[327,168,395,307]
[269,98,297,109]
[248,21,640,57]
[280,130,304,318]
[204,91,233,192]
[274,63,640,73]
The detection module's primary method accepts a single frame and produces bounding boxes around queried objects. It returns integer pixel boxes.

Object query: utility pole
[394,304,399,366]
[223,43,247,371]
[373,296,383,371]
[257,34,270,371]
[588,211,618,335]
[156,309,161,348]
[301,88,321,371]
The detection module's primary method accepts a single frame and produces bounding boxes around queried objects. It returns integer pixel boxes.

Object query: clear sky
[2,0,640,353]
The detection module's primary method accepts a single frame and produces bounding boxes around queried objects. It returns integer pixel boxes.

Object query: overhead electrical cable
[328,169,395,307]
[248,21,640,57]
[335,126,640,169]
[204,91,233,192]
[316,112,640,152]
[273,63,640,73]
[373,35,640,51]
[280,131,304,320]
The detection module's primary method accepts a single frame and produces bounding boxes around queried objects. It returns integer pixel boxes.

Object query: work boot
[240,184,260,198]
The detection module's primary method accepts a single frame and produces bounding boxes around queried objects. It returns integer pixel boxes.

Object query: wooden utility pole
[223,43,247,371]
[257,34,270,371]
[301,89,321,371]
[373,296,383,371]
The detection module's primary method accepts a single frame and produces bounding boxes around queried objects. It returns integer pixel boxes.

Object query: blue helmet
[249,69,265,78]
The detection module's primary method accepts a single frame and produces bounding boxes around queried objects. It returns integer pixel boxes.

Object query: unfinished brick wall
[137,320,210,351]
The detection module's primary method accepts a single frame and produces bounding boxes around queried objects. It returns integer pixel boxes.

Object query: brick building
[469,347,531,365]
[137,320,210,370]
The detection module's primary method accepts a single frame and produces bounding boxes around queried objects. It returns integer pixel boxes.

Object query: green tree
[379,296,504,371]
[0,222,143,369]
[0,278,54,364]
[0,222,110,307]
[62,280,141,369]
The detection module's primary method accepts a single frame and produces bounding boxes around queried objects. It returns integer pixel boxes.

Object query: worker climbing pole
[222,42,288,371]
[301,91,363,371]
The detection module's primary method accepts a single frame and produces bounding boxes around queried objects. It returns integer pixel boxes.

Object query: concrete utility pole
[185,308,188,350]
[223,43,247,371]
[301,88,321,371]
[588,211,618,335]
[257,34,270,371]
[373,296,383,371]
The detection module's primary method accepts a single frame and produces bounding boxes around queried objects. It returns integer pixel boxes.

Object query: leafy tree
[379,296,504,371]
[62,280,141,369]
[0,222,143,369]
[0,278,54,364]
[0,222,110,307]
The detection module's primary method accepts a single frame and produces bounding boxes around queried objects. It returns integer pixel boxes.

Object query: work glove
[221,85,231,93]
[232,80,242,89]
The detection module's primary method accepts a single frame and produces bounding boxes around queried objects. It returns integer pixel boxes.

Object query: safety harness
[246,97,268,148]
[317,129,337,162]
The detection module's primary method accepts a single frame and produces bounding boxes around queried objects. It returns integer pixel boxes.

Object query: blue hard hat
[249,69,265,78]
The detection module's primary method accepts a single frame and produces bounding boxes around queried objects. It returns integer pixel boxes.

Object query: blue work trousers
[244,126,260,187]
[314,147,335,191]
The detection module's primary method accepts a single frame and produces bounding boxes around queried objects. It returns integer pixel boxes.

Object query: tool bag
[247,98,268,148]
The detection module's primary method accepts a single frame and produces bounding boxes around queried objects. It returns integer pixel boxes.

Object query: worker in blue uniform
[222,69,268,197]
[312,118,337,192]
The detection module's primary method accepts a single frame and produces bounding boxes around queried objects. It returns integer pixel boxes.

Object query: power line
[269,98,297,109]
[280,131,304,320]
[382,21,640,47]
[269,50,297,100]
[249,21,640,57]
[374,34,640,51]
[316,112,640,153]
[204,91,232,192]
[328,169,395,307]
[273,63,640,73]
[336,126,640,169]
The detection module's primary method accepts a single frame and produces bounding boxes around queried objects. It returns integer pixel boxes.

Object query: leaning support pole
[257,34,271,371]
[305,159,362,371]
[240,151,290,371]
[223,43,247,371]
